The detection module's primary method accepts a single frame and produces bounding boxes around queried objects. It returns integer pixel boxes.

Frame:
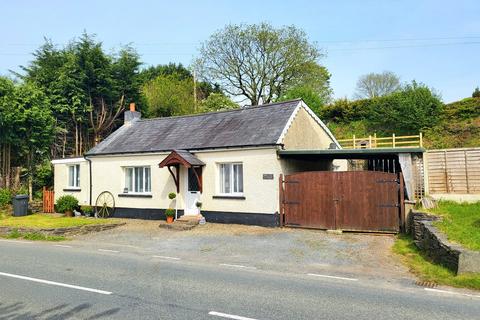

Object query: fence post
[464,151,470,194]
[368,135,372,148]
[399,172,405,233]
[374,133,377,148]
[444,151,449,193]
[419,132,423,148]
[353,135,356,149]
[392,133,396,148]
[279,174,284,227]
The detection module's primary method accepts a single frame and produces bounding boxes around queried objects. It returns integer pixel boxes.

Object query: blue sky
[1,0,479,102]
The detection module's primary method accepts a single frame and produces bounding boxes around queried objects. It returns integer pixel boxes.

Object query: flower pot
[64,210,73,217]
[166,216,174,224]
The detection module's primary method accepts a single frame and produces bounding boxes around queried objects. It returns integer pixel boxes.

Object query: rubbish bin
[12,195,29,217]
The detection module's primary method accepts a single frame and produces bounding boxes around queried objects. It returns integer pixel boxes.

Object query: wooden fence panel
[427,148,480,194]
[43,187,55,213]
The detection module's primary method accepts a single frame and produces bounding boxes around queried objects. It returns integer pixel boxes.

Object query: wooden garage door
[281,171,403,233]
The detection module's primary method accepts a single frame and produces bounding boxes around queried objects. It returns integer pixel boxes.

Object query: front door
[184,167,201,215]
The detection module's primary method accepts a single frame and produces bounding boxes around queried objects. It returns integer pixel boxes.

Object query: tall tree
[142,74,195,117]
[198,93,238,113]
[20,33,142,157]
[355,71,401,99]
[197,23,328,105]
[12,83,55,199]
[0,77,18,188]
[472,87,480,98]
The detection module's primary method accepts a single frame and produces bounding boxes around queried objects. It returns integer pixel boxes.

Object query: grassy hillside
[326,97,480,149]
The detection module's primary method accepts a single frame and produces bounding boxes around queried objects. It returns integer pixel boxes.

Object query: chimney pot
[129,102,136,112]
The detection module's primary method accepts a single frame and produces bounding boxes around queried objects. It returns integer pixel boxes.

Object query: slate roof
[86,99,302,156]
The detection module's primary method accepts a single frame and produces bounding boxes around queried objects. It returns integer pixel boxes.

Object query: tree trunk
[28,174,33,202]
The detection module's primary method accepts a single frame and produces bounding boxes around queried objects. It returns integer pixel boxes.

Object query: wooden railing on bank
[337,133,423,149]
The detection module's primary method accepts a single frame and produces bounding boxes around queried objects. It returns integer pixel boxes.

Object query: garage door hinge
[378,204,400,208]
[283,201,300,205]
[376,179,400,183]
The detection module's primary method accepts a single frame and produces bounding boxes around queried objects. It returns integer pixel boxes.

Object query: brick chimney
[124,102,141,124]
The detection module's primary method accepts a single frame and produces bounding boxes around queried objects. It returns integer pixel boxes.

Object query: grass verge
[0,213,119,229]
[429,201,480,251]
[1,229,66,241]
[393,234,480,291]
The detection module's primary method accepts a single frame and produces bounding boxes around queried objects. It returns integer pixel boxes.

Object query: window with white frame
[219,163,243,195]
[124,166,151,193]
[68,164,80,188]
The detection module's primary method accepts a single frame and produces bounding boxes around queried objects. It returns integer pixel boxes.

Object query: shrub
[168,192,177,200]
[81,205,94,216]
[0,188,12,207]
[55,195,79,213]
[14,185,29,196]
[165,208,175,217]
[195,201,202,208]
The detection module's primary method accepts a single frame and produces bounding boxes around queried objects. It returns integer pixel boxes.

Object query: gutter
[84,143,279,157]
[84,155,93,206]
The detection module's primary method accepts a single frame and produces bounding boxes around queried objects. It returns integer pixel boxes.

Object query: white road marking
[97,249,120,253]
[0,271,112,295]
[54,244,72,248]
[209,311,258,320]
[307,273,359,282]
[424,288,480,298]
[152,255,181,260]
[219,263,257,270]
[0,239,33,244]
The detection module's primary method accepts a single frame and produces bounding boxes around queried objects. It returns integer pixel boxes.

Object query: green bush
[0,188,12,207]
[15,185,29,196]
[81,205,94,216]
[55,195,79,213]
[165,208,175,217]
[168,192,177,200]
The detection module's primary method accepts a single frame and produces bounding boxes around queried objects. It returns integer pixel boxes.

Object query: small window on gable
[68,164,80,188]
[219,163,243,195]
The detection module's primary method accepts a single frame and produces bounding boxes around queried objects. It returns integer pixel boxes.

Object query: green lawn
[393,235,480,290]
[0,213,120,229]
[429,201,480,251]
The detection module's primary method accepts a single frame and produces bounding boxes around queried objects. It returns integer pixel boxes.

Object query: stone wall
[0,222,125,237]
[411,211,480,274]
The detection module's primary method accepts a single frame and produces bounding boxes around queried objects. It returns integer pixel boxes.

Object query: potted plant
[81,205,94,217]
[55,195,79,217]
[168,192,177,220]
[165,208,175,224]
[195,201,202,213]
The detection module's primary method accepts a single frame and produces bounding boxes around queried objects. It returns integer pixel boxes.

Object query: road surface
[0,239,479,320]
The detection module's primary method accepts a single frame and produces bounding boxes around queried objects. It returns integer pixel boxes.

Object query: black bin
[12,195,29,217]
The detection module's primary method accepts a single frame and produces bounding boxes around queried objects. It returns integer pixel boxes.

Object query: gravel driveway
[73,219,411,281]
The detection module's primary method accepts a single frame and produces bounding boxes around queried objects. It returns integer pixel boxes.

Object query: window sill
[63,188,81,192]
[118,193,153,198]
[212,195,246,200]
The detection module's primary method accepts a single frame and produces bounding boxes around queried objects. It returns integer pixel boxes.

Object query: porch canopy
[159,150,205,193]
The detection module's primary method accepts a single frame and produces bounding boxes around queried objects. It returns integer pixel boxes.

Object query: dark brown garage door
[280,171,404,233]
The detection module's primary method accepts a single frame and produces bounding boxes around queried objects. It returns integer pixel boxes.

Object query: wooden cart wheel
[95,191,115,218]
